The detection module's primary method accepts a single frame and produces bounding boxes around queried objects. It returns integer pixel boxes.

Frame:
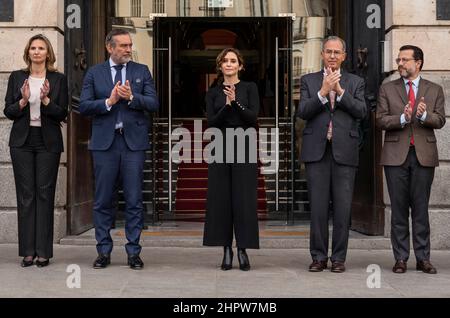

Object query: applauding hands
[19,79,31,109]
[40,79,50,106]
[416,96,427,118]
[223,84,236,106]
[19,78,51,109]
[320,67,345,98]
[403,97,427,123]
[107,80,133,106]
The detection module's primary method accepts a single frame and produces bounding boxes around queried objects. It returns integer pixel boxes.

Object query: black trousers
[10,127,61,259]
[305,142,357,262]
[203,162,259,249]
[384,147,434,262]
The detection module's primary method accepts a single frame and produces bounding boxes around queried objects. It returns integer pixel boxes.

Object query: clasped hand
[108,80,133,106]
[20,79,51,108]
[320,67,344,97]
[404,97,426,122]
[223,84,236,106]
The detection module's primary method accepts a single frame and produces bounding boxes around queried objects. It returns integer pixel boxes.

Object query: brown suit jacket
[376,77,446,167]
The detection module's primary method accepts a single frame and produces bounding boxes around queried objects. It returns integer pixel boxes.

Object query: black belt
[115,128,123,135]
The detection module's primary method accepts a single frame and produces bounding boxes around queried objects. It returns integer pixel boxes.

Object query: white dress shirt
[28,76,45,127]
[400,75,427,126]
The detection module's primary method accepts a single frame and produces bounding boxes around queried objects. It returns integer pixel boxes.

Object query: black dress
[203,81,260,249]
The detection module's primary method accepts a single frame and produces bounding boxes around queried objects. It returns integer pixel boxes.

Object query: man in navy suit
[80,29,159,269]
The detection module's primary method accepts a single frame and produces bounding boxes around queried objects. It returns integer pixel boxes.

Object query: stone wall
[383,1,450,249]
[2,0,450,249]
[0,0,67,243]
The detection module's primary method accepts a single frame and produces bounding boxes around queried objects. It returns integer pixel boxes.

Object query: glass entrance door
[151,17,298,222]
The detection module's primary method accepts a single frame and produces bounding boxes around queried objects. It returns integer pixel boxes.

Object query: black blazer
[4,70,68,153]
[296,71,367,167]
[206,81,260,129]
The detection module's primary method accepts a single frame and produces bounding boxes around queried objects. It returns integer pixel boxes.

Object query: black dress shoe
[128,255,144,270]
[392,260,407,273]
[221,246,233,270]
[331,261,346,273]
[21,257,35,268]
[93,254,110,269]
[309,260,328,272]
[36,259,50,268]
[237,248,250,271]
[416,260,437,274]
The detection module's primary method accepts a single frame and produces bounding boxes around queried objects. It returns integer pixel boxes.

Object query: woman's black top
[206,81,260,129]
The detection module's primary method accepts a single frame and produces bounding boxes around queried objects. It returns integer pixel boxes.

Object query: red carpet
[174,120,267,220]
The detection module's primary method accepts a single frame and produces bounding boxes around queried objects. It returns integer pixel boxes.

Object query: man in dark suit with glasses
[297,36,367,273]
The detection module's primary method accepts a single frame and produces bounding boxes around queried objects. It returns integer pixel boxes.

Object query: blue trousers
[91,132,145,256]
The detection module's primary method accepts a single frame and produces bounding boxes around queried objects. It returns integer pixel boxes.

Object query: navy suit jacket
[79,61,159,151]
[297,71,367,167]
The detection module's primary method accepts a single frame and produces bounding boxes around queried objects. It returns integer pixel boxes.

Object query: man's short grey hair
[321,36,346,52]
[105,29,131,47]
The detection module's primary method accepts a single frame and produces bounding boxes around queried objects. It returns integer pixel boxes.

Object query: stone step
[60,229,391,249]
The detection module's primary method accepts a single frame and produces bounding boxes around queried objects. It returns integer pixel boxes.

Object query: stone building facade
[0,0,449,247]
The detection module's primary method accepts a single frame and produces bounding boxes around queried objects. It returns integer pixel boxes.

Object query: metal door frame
[151,16,294,221]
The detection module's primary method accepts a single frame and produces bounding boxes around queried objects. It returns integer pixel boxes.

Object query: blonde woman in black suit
[4,34,68,267]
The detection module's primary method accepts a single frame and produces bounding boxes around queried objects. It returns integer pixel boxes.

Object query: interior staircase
[117,117,311,223]
[174,120,267,221]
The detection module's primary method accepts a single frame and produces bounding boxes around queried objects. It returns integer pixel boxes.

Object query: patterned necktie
[327,90,336,141]
[408,81,415,145]
[113,65,124,127]
[113,64,123,85]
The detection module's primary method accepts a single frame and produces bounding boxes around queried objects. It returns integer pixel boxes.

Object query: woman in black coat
[203,48,260,271]
[4,34,68,267]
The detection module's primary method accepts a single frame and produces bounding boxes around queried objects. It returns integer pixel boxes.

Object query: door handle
[74,48,87,71]
[357,47,369,70]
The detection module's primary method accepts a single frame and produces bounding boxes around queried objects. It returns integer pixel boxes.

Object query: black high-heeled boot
[36,258,50,268]
[221,246,233,270]
[21,256,35,268]
[237,248,250,271]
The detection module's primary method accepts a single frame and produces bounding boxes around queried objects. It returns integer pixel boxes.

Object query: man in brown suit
[377,45,446,274]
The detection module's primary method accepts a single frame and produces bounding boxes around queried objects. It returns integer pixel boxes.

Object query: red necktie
[408,81,415,145]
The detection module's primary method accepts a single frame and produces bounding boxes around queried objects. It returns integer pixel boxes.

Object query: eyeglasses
[395,57,416,64]
[323,49,344,57]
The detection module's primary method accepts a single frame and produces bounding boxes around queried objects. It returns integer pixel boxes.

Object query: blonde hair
[23,34,57,73]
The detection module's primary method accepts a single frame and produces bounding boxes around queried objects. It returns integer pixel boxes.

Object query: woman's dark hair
[215,48,245,83]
